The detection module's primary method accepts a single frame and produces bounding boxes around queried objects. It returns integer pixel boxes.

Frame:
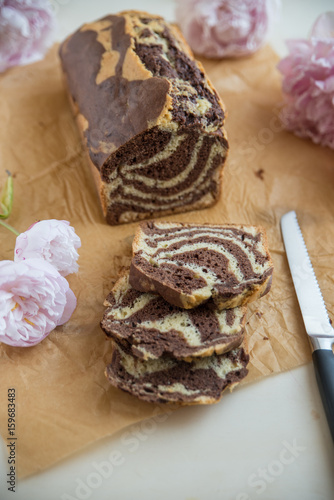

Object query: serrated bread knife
[281,211,334,441]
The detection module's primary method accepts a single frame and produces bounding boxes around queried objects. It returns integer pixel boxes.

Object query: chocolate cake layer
[101,271,247,361]
[130,221,274,309]
[59,11,228,225]
[105,341,249,404]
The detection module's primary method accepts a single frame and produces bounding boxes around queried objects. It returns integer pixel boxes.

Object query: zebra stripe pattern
[105,341,249,405]
[101,271,246,361]
[130,221,274,309]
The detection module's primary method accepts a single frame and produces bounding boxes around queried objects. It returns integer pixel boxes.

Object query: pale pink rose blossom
[14,219,81,277]
[277,12,334,149]
[175,0,280,58]
[0,0,56,73]
[0,259,76,347]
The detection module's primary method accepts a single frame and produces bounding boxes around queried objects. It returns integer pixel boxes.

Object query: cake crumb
[255,168,264,180]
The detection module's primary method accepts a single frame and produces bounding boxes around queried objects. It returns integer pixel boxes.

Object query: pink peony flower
[0,259,76,347]
[0,0,56,73]
[14,219,81,277]
[175,0,280,58]
[277,12,334,149]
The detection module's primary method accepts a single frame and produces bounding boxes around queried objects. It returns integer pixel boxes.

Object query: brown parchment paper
[1,43,334,478]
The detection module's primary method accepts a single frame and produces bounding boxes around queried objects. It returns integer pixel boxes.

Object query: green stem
[0,219,20,236]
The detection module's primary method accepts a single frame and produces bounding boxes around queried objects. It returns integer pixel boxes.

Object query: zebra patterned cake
[105,341,249,404]
[130,221,274,309]
[101,271,247,361]
[59,11,228,225]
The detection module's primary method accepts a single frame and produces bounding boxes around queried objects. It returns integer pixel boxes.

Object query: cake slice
[101,271,246,361]
[129,221,274,309]
[105,340,249,404]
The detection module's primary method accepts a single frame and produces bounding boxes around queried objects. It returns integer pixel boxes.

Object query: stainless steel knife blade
[281,211,334,343]
[281,210,334,442]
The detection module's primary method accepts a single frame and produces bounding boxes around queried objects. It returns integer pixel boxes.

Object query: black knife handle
[312,348,334,442]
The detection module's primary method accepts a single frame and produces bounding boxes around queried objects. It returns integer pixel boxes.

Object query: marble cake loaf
[130,221,274,309]
[59,10,228,225]
[101,271,247,361]
[105,340,249,404]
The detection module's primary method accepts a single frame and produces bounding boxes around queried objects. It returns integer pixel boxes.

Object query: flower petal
[311,12,334,39]
[14,219,81,276]
[175,0,280,58]
[0,0,57,73]
[0,259,76,347]
[278,24,334,149]
[57,287,77,326]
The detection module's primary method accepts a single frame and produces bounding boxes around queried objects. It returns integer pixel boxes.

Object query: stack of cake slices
[101,221,274,405]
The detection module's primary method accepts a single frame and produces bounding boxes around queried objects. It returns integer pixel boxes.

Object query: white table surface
[1,1,334,499]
